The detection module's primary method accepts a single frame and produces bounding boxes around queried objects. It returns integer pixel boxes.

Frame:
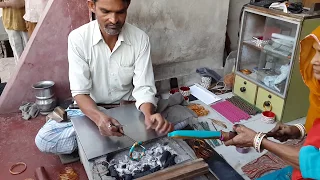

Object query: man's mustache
[106,23,121,28]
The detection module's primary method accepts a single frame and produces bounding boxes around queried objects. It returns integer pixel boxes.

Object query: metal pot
[35,97,57,113]
[32,81,55,100]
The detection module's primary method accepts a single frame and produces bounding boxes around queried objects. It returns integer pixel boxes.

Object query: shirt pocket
[117,65,134,86]
[119,47,135,67]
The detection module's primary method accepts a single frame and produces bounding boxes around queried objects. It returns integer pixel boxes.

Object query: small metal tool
[211,122,218,131]
[107,123,126,129]
[210,118,227,129]
[109,123,146,161]
[211,123,223,145]
[108,123,137,142]
[122,133,138,143]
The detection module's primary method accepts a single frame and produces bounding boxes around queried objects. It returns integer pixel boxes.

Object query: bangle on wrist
[257,133,266,152]
[294,123,306,139]
[253,133,260,150]
[220,131,224,141]
[253,132,266,153]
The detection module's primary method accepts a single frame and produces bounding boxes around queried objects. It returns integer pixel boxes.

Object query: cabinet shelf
[242,41,292,60]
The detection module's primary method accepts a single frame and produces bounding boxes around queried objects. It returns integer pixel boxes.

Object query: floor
[0,113,87,180]
[0,57,15,83]
[0,57,88,179]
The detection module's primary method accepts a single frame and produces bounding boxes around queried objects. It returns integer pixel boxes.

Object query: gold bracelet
[9,162,27,175]
[240,69,252,75]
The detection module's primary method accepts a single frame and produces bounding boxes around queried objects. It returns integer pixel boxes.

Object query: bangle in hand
[294,123,306,139]
[129,141,146,161]
[253,132,266,153]
[219,130,224,141]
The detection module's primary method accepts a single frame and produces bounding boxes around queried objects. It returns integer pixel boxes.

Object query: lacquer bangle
[253,132,261,151]
[253,132,266,153]
[257,133,266,153]
[9,162,27,175]
[294,124,306,139]
[220,131,224,141]
[129,141,146,161]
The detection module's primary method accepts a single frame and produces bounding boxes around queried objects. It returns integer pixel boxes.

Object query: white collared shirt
[68,20,157,109]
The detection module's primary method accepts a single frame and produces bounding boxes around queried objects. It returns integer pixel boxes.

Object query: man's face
[311,42,320,80]
[89,0,129,36]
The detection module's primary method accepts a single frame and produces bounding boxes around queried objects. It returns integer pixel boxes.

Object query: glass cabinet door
[237,10,299,98]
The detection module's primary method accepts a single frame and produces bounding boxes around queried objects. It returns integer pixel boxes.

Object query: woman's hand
[224,124,257,147]
[266,123,301,142]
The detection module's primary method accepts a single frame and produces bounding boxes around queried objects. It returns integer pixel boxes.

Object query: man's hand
[266,123,301,142]
[224,124,257,147]
[145,113,174,134]
[96,114,124,137]
[74,94,124,137]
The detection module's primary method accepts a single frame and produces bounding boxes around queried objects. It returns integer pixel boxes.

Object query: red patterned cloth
[242,139,304,179]
[242,152,288,179]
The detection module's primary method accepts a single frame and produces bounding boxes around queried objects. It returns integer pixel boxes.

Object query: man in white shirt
[35,0,173,154]
[70,0,173,137]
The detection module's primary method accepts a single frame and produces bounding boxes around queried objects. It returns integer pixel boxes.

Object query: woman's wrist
[260,137,268,151]
[253,132,267,153]
[293,123,306,139]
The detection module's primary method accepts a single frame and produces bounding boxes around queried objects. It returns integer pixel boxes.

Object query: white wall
[227,0,250,51]
[127,0,230,81]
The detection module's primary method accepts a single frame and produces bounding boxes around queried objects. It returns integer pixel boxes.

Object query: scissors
[191,139,213,159]
[108,123,146,161]
[168,130,219,159]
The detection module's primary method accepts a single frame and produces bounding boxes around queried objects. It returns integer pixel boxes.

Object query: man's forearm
[262,138,300,169]
[139,103,155,117]
[74,94,104,125]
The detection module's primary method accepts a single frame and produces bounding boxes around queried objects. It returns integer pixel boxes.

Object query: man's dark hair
[93,0,131,4]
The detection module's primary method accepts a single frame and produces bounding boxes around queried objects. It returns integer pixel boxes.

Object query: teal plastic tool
[168,130,221,139]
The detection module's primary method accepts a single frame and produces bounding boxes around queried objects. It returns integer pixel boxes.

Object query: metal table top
[71,104,162,160]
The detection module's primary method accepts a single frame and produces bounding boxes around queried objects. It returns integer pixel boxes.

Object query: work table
[185,92,306,179]
[74,92,305,180]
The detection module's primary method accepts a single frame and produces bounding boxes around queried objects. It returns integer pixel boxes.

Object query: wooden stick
[137,158,209,180]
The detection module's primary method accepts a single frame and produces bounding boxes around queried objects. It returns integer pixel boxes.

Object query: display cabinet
[234,5,320,122]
